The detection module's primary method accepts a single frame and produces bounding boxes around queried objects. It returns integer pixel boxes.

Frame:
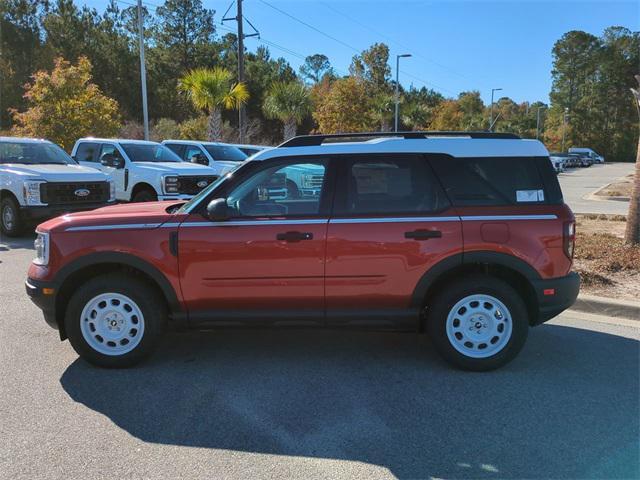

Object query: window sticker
[516,189,544,202]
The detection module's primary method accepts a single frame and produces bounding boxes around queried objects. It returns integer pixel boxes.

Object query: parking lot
[1,234,639,479]
[558,162,634,215]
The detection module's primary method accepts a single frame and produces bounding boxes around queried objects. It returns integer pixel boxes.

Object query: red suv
[26,132,580,370]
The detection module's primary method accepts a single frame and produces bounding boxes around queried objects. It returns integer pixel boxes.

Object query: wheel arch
[54,252,182,339]
[412,251,541,327]
[130,182,158,198]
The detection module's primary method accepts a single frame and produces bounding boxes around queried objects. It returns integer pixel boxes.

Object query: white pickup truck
[0,137,115,236]
[162,140,248,177]
[71,138,219,202]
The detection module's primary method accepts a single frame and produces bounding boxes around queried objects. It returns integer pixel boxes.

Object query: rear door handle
[276,231,313,242]
[405,229,442,240]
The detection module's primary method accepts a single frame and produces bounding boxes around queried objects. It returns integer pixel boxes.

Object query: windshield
[0,141,76,165]
[175,161,253,214]
[121,143,182,163]
[204,145,247,162]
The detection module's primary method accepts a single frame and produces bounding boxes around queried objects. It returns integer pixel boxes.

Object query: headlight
[163,175,179,194]
[23,180,45,206]
[33,232,49,266]
[109,180,116,201]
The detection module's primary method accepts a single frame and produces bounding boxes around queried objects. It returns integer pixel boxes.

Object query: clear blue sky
[79,0,638,104]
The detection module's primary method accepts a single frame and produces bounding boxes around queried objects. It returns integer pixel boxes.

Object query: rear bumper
[25,278,59,330]
[531,271,581,325]
[21,201,115,222]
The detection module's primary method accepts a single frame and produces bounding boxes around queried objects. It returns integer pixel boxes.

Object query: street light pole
[536,106,546,140]
[561,107,569,151]
[489,87,502,132]
[137,0,149,140]
[394,54,411,132]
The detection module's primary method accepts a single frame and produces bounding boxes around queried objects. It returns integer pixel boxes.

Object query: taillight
[563,221,575,259]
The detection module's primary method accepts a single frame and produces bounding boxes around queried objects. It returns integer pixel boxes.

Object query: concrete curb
[570,294,640,321]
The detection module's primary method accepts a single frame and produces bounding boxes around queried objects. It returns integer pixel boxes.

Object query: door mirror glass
[190,153,208,166]
[207,198,231,221]
[100,153,125,169]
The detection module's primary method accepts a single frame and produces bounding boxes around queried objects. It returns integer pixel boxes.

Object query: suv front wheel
[427,275,529,371]
[65,274,166,368]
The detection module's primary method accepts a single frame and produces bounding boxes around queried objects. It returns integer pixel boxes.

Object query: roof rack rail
[278,131,520,148]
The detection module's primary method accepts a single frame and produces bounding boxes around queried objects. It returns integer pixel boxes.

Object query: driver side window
[226,159,327,217]
[100,144,124,162]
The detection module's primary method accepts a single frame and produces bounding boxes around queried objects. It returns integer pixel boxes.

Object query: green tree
[430,100,464,130]
[11,57,121,149]
[178,67,249,141]
[263,81,312,141]
[299,54,333,84]
[350,42,391,91]
[312,76,373,133]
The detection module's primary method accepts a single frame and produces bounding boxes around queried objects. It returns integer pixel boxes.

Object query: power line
[257,0,360,54]
[319,1,491,88]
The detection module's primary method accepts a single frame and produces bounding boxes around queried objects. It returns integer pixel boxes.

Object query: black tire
[426,275,529,371]
[1,196,24,237]
[132,188,157,203]
[64,274,167,368]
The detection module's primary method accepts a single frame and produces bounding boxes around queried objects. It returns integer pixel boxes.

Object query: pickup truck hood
[1,163,107,181]
[216,161,243,174]
[134,162,217,176]
[39,201,181,233]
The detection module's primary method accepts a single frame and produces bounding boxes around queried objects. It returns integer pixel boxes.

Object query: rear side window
[335,155,449,215]
[75,143,99,162]
[429,156,560,206]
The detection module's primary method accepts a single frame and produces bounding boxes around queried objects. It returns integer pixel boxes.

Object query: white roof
[251,137,549,161]
[161,139,239,147]
[76,138,161,146]
[0,136,53,144]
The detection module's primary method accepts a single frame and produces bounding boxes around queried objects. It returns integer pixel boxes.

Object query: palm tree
[178,67,249,141]
[625,75,640,245]
[370,92,395,132]
[263,81,311,141]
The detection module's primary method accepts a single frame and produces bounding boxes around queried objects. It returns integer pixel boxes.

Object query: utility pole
[137,0,150,140]
[237,0,246,143]
[536,106,546,140]
[394,54,411,132]
[561,107,569,151]
[489,87,502,132]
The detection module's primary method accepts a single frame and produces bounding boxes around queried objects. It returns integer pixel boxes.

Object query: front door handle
[405,229,442,240]
[276,231,313,242]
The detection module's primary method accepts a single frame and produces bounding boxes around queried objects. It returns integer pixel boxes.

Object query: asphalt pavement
[1,236,638,479]
[558,162,634,215]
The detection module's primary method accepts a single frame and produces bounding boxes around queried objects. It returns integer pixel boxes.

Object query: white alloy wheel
[445,294,513,359]
[80,293,145,356]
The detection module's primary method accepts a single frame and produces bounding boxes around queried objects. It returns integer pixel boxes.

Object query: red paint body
[30,199,575,322]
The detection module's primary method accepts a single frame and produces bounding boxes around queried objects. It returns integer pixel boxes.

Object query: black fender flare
[410,251,541,308]
[54,251,182,313]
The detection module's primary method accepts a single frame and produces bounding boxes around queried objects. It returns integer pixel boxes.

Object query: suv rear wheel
[1,196,24,237]
[65,274,166,368]
[427,275,528,371]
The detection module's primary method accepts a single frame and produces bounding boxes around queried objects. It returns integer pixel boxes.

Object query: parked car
[27,131,579,371]
[0,137,115,236]
[548,153,566,173]
[569,147,604,164]
[573,153,593,167]
[162,140,247,176]
[71,138,219,202]
[230,143,270,156]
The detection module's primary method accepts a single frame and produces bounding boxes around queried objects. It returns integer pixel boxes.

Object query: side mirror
[207,198,230,221]
[191,153,208,166]
[100,153,125,169]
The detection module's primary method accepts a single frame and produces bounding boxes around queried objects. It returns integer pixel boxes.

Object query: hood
[216,161,243,174]
[1,163,107,181]
[134,162,217,176]
[39,200,182,233]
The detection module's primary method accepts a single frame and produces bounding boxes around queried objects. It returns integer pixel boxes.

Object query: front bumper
[21,201,116,222]
[531,271,581,325]
[25,278,59,331]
